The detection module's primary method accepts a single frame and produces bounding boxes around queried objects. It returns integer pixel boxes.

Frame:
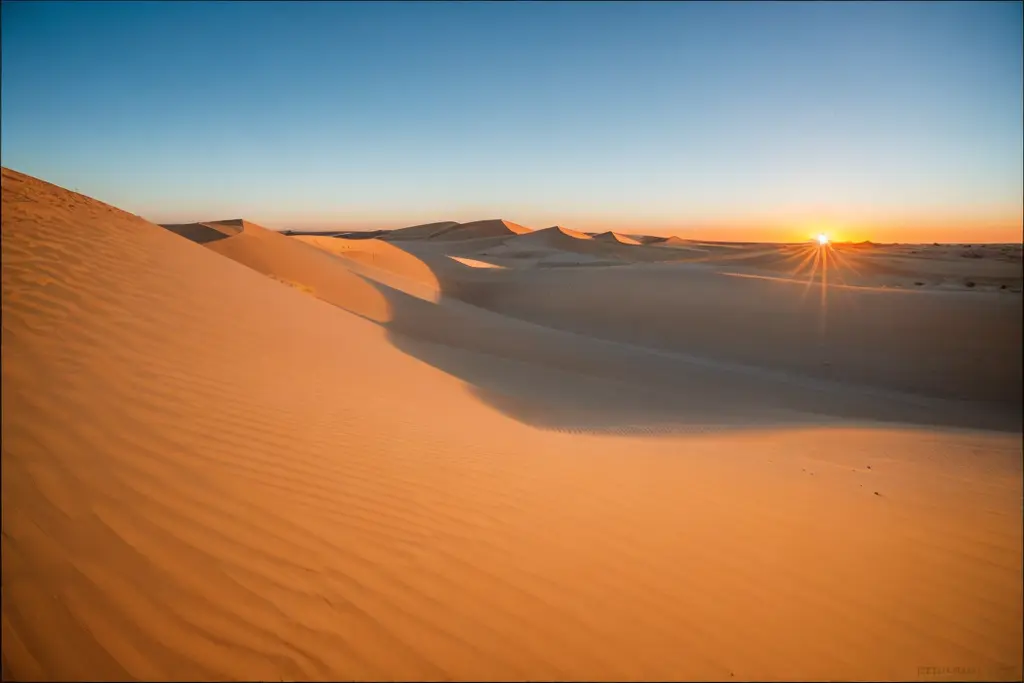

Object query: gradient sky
[2,1,1021,242]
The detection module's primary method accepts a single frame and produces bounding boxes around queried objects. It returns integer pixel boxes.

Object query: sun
[816,233,830,246]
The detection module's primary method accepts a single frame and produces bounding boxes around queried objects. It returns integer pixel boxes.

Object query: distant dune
[629,234,670,245]
[381,219,532,242]
[432,218,532,240]
[515,225,593,244]
[477,226,698,266]
[593,231,642,245]
[653,235,714,251]
[476,225,660,266]
[379,220,460,240]
[3,167,1022,682]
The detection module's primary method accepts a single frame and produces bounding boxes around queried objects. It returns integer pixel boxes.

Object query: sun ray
[819,245,830,340]
[788,245,821,278]
[830,247,864,278]
[798,245,822,306]
[823,244,854,289]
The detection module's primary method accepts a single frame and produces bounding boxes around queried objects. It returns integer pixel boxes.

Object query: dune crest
[432,219,533,240]
[629,234,671,245]
[160,219,399,321]
[593,231,642,245]
[380,219,533,242]
[379,220,460,241]
[498,225,593,248]
[292,234,441,301]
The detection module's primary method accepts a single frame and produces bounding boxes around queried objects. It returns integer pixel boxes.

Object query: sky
[1,1,1021,243]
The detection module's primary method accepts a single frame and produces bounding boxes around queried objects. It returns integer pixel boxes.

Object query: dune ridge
[378,221,460,241]
[629,234,671,245]
[593,231,642,245]
[430,219,533,240]
[380,219,533,242]
[3,167,1022,682]
[527,225,594,242]
[474,225,688,266]
[288,234,441,303]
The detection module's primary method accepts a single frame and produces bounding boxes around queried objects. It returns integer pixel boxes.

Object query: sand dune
[593,231,642,245]
[3,167,1022,682]
[510,225,593,245]
[474,225,687,266]
[379,219,532,243]
[166,220,400,321]
[628,234,670,245]
[378,220,460,241]
[291,234,440,302]
[207,229,1012,432]
[430,219,532,241]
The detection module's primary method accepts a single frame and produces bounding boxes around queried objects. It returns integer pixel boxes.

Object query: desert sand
[2,167,1022,681]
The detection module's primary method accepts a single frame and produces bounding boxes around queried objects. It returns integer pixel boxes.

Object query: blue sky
[2,1,1021,240]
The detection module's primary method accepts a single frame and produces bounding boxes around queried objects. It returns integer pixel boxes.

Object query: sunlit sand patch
[593,231,642,246]
[448,255,507,269]
[294,235,441,303]
[199,221,397,322]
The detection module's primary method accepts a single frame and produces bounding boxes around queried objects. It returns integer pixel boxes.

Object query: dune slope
[2,168,1022,682]
[593,231,642,245]
[431,219,532,240]
[160,220,243,244]
[379,221,460,241]
[167,220,398,321]
[513,225,593,245]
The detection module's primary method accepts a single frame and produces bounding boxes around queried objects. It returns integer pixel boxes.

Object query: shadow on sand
[342,242,1022,435]
[165,223,1022,436]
